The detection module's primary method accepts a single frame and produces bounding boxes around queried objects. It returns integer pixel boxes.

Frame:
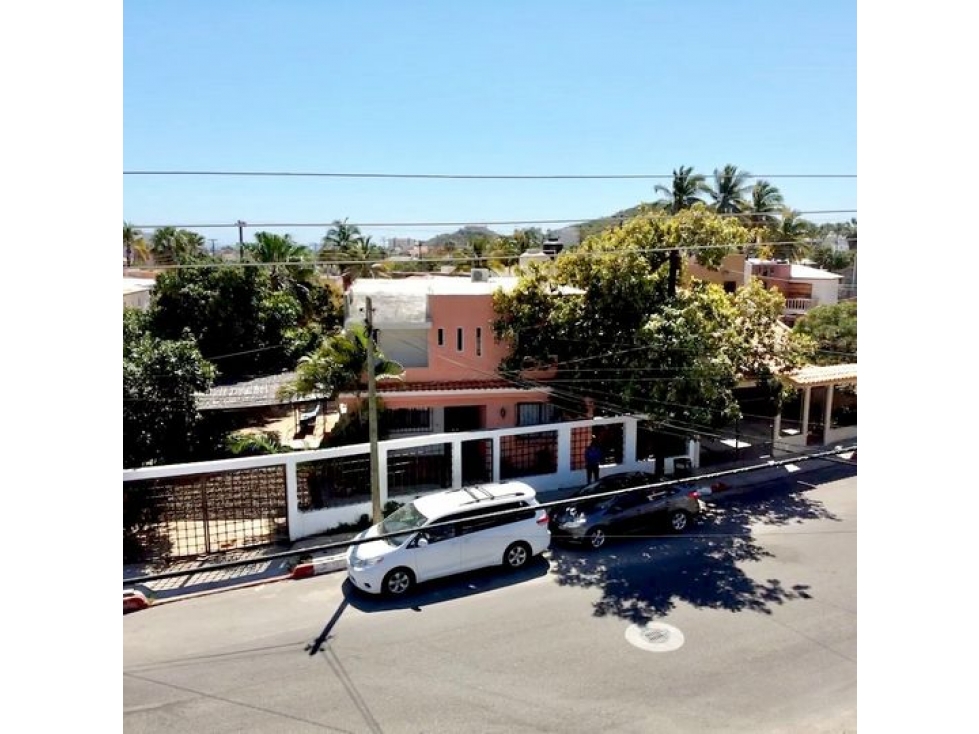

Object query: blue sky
[123,0,856,247]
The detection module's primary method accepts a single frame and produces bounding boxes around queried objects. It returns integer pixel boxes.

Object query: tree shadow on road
[343,556,551,613]
[549,472,851,624]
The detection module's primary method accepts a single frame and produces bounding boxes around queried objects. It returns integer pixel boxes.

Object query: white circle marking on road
[625,622,685,652]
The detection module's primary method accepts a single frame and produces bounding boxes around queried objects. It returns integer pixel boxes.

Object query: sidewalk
[125,448,854,606]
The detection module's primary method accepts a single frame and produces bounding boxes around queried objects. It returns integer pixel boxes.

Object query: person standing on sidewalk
[585,437,603,483]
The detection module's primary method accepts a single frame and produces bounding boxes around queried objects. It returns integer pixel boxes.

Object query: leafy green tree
[793,301,857,365]
[124,308,216,468]
[707,164,752,214]
[808,246,854,272]
[149,265,343,381]
[653,165,708,213]
[493,209,811,473]
[572,203,751,274]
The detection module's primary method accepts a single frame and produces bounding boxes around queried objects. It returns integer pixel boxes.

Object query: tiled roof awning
[782,363,857,388]
[196,371,327,410]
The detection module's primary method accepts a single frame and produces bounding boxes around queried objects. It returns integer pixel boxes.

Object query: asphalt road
[124,466,857,734]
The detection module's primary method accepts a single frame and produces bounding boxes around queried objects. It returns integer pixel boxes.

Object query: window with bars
[384,408,432,434]
[517,402,557,426]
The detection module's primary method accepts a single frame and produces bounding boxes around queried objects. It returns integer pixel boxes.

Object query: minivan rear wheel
[503,542,531,570]
[669,510,691,533]
[382,567,415,597]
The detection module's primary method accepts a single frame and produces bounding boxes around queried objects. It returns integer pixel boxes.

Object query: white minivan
[345,482,550,596]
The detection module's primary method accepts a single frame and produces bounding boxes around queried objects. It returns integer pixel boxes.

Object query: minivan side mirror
[415,535,429,548]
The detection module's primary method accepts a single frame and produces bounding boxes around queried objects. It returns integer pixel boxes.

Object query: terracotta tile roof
[784,363,857,387]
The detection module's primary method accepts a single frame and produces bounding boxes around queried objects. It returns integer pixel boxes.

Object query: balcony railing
[784,298,814,312]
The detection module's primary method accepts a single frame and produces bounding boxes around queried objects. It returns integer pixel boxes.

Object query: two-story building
[686,254,843,325]
[341,272,562,436]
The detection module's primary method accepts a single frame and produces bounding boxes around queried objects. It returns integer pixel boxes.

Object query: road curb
[291,554,346,580]
[123,588,150,614]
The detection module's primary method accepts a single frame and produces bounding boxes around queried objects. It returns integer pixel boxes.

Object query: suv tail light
[536,510,548,525]
[687,490,701,500]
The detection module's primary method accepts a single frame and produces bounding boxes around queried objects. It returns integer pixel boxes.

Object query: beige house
[123,277,156,310]
[686,254,843,324]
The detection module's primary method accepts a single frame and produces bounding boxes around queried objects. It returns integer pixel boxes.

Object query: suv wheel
[668,510,691,533]
[586,527,607,550]
[382,567,415,597]
[503,542,531,570]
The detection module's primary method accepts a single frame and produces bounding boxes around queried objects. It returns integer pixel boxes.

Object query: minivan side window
[457,502,533,535]
[422,515,462,543]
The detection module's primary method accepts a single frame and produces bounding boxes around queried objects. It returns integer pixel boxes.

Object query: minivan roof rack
[458,487,528,505]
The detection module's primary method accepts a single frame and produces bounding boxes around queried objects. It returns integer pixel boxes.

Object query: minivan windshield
[377,502,430,546]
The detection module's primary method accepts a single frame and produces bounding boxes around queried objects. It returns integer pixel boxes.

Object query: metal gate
[123,465,289,564]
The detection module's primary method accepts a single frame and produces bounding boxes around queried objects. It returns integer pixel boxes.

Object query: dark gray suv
[549,471,704,549]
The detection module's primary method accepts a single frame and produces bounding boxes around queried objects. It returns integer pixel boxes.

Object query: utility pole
[236,220,246,261]
[208,238,217,256]
[667,248,681,298]
[365,296,382,524]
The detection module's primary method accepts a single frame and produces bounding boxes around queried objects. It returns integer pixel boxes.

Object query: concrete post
[451,438,463,489]
[285,458,301,542]
[823,384,835,445]
[801,386,812,443]
[623,419,637,465]
[557,425,571,476]
[492,436,501,483]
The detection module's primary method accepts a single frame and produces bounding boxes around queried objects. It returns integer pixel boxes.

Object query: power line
[128,209,857,230]
[123,238,860,272]
[124,169,857,180]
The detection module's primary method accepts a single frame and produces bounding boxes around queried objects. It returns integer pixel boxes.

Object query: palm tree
[321,218,361,252]
[123,222,149,266]
[488,236,521,273]
[768,208,815,261]
[278,323,404,424]
[340,235,390,281]
[150,227,206,265]
[247,232,313,289]
[747,180,784,229]
[707,164,752,214]
[654,166,707,214]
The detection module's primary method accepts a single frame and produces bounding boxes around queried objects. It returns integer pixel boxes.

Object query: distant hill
[574,203,651,241]
[422,226,502,249]
[419,203,660,252]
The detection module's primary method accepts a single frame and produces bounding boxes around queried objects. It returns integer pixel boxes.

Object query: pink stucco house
[340,272,560,435]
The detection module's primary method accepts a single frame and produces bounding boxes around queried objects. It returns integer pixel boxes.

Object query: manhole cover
[625,622,685,652]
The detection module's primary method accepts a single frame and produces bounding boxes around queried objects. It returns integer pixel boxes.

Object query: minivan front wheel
[586,527,607,550]
[503,542,531,570]
[382,567,415,597]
